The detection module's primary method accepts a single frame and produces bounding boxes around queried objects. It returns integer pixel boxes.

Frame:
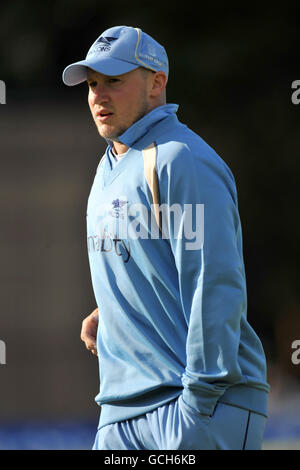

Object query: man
[62,25,270,450]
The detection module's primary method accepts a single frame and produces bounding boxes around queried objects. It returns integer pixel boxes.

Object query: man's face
[87,67,151,141]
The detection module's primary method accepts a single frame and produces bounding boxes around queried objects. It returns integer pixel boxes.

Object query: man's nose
[91,84,109,103]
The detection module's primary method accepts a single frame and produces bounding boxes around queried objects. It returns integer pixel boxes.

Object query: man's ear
[150,71,167,98]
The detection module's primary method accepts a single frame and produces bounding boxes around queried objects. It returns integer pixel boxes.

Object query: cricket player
[62,25,270,450]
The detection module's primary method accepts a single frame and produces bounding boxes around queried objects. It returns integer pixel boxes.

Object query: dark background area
[0,1,299,448]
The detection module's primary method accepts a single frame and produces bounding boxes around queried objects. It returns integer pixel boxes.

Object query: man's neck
[112,141,129,156]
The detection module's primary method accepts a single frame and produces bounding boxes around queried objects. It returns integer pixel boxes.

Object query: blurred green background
[0,1,300,449]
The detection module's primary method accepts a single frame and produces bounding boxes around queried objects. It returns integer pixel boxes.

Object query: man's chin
[97,125,122,141]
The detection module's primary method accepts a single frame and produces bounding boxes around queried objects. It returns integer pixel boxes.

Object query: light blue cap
[62,25,169,86]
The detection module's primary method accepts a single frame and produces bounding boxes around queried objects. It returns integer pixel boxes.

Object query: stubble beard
[96,93,150,142]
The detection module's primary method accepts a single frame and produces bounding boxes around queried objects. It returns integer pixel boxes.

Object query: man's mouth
[96,110,113,122]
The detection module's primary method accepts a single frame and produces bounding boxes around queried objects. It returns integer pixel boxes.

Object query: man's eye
[108,78,120,84]
[88,81,97,88]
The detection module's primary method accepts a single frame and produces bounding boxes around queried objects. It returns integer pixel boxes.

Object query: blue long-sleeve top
[86,104,269,430]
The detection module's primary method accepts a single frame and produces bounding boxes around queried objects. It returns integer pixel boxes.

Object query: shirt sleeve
[158,143,247,416]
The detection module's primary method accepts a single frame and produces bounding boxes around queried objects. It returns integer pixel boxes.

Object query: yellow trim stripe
[142,142,162,233]
[134,28,157,72]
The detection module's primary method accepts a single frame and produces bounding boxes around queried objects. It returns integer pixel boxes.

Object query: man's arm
[159,143,246,416]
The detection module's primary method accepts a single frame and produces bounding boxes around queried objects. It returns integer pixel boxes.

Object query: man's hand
[80,308,99,356]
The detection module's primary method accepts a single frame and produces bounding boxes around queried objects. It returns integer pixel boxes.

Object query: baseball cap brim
[62,57,140,86]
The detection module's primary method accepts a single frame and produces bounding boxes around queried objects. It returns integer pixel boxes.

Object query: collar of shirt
[106,103,179,151]
[107,146,128,169]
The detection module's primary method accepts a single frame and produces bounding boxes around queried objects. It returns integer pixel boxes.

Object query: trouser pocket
[165,394,214,450]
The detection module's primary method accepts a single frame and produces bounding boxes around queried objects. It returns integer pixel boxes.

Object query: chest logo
[109,199,128,219]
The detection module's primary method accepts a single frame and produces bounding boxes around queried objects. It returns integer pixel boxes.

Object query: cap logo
[88,36,118,55]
